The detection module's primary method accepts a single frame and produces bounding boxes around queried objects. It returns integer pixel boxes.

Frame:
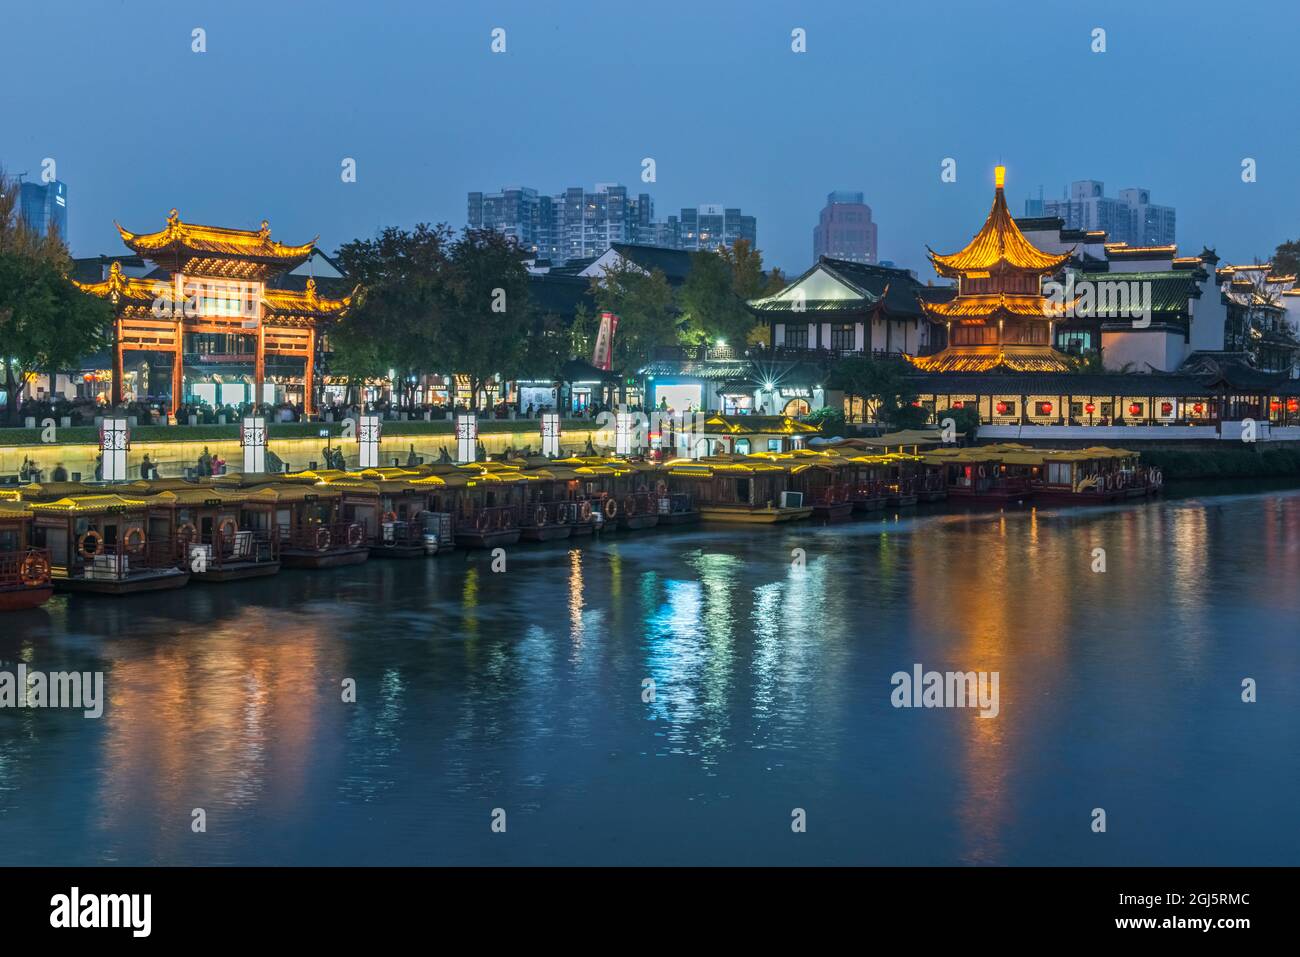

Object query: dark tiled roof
[529,274,594,319]
[1077,270,1199,317]
[748,256,941,318]
[609,243,694,284]
[641,359,753,380]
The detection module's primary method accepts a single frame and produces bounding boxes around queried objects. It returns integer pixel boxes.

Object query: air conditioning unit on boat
[779,491,804,509]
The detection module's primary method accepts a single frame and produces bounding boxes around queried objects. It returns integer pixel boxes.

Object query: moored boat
[0,502,54,610]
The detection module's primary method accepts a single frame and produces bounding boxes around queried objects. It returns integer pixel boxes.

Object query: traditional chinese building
[73,210,353,416]
[908,166,1076,373]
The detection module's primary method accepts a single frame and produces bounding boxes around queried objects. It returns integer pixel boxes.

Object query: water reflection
[0,491,1297,864]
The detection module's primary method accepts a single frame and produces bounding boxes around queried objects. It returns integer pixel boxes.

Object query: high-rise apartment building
[468,185,755,262]
[1030,181,1175,246]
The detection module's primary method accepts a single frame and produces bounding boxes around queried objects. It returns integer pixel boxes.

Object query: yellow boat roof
[29,493,152,514]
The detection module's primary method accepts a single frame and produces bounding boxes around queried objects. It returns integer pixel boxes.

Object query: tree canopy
[0,169,112,424]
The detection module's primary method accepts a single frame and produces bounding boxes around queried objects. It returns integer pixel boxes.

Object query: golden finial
[259,219,271,239]
[994,166,1006,190]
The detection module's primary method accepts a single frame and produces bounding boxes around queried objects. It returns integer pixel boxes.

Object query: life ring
[603,497,619,519]
[655,480,667,497]
[476,511,490,531]
[20,552,50,587]
[347,524,364,547]
[623,495,637,517]
[315,526,332,551]
[122,525,146,554]
[383,510,397,523]
[78,530,103,559]
[555,504,570,524]
[534,505,548,527]
[1154,469,1163,488]
[176,522,197,548]
[580,500,593,522]
[501,509,515,529]
[978,465,987,479]
[217,517,238,545]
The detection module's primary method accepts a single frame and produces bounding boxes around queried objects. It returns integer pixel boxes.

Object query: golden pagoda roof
[117,209,316,265]
[906,346,1075,373]
[921,292,1075,320]
[263,278,356,317]
[928,169,1072,277]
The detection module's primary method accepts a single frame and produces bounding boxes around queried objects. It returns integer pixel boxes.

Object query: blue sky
[3,0,1297,277]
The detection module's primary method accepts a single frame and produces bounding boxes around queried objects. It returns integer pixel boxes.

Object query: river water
[2,486,1298,865]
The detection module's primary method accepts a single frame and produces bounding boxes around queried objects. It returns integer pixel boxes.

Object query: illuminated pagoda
[909,166,1076,373]
[73,209,354,416]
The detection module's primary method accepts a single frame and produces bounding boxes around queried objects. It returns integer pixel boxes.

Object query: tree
[0,170,112,424]
[1274,238,1300,279]
[826,355,919,427]
[442,228,532,410]
[332,223,453,408]
[588,260,679,374]
[679,239,785,349]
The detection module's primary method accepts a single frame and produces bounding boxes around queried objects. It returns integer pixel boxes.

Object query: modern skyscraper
[19,179,68,239]
[813,190,877,264]
[1031,181,1175,246]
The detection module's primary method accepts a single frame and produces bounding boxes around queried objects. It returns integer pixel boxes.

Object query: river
[2,486,1298,865]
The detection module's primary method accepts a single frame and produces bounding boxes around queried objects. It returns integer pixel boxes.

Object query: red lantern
[1042,402,1053,414]
[1193,403,1204,415]
[1289,399,1299,413]
[1128,403,1141,416]
[996,401,1009,414]
[83,373,94,383]
[1270,400,1281,412]
[1160,402,1173,416]
[952,401,964,409]
[1084,402,1095,414]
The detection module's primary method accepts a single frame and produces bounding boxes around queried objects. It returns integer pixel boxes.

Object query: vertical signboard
[541,413,561,457]
[100,417,129,481]
[241,416,267,473]
[456,414,478,463]
[358,414,382,469]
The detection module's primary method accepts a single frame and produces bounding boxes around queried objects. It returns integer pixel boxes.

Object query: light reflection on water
[1,489,1298,865]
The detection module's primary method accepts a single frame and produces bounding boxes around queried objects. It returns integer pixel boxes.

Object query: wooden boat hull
[699,505,814,524]
[813,502,854,522]
[280,548,369,569]
[853,499,886,512]
[1034,486,1154,506]
[454,529,521,549]
[55,569,191,595]
[193,561,281,583]
[947,488,1034,505]
[616,514,659,530]
[0,585,54,610]
[519,524,573,542]
[887,494,919,507]
[917,490,947,503]
[369,543,429,559]
[568,522,596,536]
[657,510,700,525]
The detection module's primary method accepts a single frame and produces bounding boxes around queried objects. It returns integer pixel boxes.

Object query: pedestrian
[52,462,69,482]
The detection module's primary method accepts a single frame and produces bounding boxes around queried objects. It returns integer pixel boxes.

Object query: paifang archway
[73,210,354,416]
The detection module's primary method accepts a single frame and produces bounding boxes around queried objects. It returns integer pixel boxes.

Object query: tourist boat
[926,447,1037,505]
[445,466,523,549]
[747,450,854,522]
[549,456,662,531]
[132,482,281,582]
[0,501,54,610]
[665,456,814,524]
[27,493,190,594]
[655,490,700,525]
[1034,448,1162,505]
[260,483,369,568]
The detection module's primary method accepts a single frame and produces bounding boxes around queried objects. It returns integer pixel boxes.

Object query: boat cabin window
[767,440,782,452]
[0,528,18,551]
[735,439,751,454]
[735,478,751,503]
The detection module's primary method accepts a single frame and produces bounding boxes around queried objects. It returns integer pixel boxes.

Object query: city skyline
[2,0,1296,279]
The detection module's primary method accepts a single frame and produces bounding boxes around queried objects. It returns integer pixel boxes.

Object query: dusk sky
[4,0,1298,278]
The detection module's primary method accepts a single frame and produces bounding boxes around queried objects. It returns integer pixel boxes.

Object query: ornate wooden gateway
[74,210,353,416]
